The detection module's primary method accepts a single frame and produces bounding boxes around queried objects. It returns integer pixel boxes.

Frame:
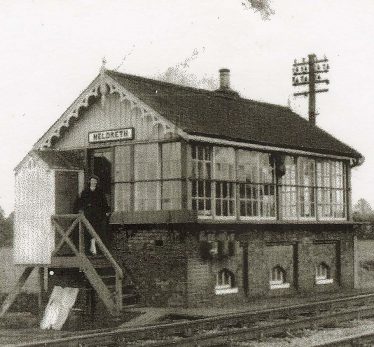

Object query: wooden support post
[0,267,34,317]
[78,216,84,254]
[115,273,123,312]
[38,267,46,317]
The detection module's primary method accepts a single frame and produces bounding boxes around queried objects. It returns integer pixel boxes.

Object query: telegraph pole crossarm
[292,53,330,125]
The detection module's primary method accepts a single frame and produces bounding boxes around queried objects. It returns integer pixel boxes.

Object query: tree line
[0,208,14,247]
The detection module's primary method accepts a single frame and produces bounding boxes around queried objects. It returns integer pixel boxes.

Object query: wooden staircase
[92,259,139,307]
[0,213,138,317]
[50,213,133,316]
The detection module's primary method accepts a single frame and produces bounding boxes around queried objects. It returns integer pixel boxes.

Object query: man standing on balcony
[78,174,110,255]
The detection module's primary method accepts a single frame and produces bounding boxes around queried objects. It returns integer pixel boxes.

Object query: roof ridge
[106,69,290,111]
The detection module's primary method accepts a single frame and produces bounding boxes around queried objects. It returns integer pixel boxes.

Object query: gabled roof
[35,150,84,170]
[15,150,84,173]
[106,70,362,160]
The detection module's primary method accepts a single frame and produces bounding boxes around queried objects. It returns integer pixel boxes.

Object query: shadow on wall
[0,246,38,293]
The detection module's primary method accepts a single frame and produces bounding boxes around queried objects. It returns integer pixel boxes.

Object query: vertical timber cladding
[54,93,172,150]
[14,155,55,265]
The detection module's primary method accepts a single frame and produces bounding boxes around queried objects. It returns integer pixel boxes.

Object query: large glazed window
[191,145,212,216]
[114,146,132,211]
[298,157,316,218]
[238,150,275,218]
[317,160,345,219]
[189,143,348,221]
[280,156,297,219]
[161,142,182,210]
[134,143,160,211]
[113,141,183,212]
[214,147,236,217]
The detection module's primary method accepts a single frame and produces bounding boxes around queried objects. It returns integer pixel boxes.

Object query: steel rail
[315,331,374,346]
[13,292,374,347]
[148,305,374,347]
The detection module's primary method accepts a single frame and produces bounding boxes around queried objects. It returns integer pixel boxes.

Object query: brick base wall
[112,223,355,308]
[113,227,189,307]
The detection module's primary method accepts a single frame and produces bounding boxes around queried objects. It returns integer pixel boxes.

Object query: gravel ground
[235,318,374,346]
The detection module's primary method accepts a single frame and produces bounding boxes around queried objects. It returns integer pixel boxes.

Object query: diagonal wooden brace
[0,267,35,317]
[52,217,80,256]
[53,219,81,257]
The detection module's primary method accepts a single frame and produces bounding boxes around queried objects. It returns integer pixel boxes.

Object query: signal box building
[7,65,363,314]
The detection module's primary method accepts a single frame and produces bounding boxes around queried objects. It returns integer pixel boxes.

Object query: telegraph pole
[292,54,330,125]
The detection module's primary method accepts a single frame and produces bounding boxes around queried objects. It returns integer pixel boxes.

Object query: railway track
[14,292,374,347]
[316,330,374,347]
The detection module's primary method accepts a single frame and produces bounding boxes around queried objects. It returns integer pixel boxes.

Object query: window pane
[134,144,159,180]
[280,156,297,219]
[316,160,346,219]
[162,142,181,179]
[114,146,132,182]
[162,180,181,210]
[214,147,235,180]
[215,182,235,217]
[135,182,159,211]
[298,157,316,218]
[114,183,131,211]
[238,150,275,218]
[191,144,212,216]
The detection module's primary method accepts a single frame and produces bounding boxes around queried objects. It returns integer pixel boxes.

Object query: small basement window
[215,269,238,295]
[270,266,290,289]
[315,262,333,284]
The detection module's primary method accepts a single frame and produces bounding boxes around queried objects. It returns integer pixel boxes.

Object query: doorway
[88,148,113,208]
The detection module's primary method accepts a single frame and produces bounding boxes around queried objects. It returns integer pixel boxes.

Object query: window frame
[270,266,290,289]
[237,150,276,221]
[213,146,236,220]
[188,143,349,222]
[315,262,333,285]
[316,160,346,221]
[191,144,213,218]
[215,269,238,295]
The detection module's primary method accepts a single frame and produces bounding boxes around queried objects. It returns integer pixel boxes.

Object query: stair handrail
[51,213,123,279]
[78,213,123,279]
[51,213,123,314]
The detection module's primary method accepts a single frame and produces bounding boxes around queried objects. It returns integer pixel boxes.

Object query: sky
[0,0,373,215]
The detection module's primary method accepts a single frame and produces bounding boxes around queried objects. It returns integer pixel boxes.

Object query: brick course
[112,223,355,308]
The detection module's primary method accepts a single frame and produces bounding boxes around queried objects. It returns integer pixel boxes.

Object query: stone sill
[215,287,239,295]
[270,282,291,290]
[316,278,334,285]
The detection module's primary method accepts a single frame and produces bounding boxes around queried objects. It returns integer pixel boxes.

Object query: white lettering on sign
[88,128,134,143]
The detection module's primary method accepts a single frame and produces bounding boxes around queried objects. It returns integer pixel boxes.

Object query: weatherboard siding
[14,156,55,264]
[55,93,170,150]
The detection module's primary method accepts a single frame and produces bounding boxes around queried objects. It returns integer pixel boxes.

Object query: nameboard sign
[88,128,134,143]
